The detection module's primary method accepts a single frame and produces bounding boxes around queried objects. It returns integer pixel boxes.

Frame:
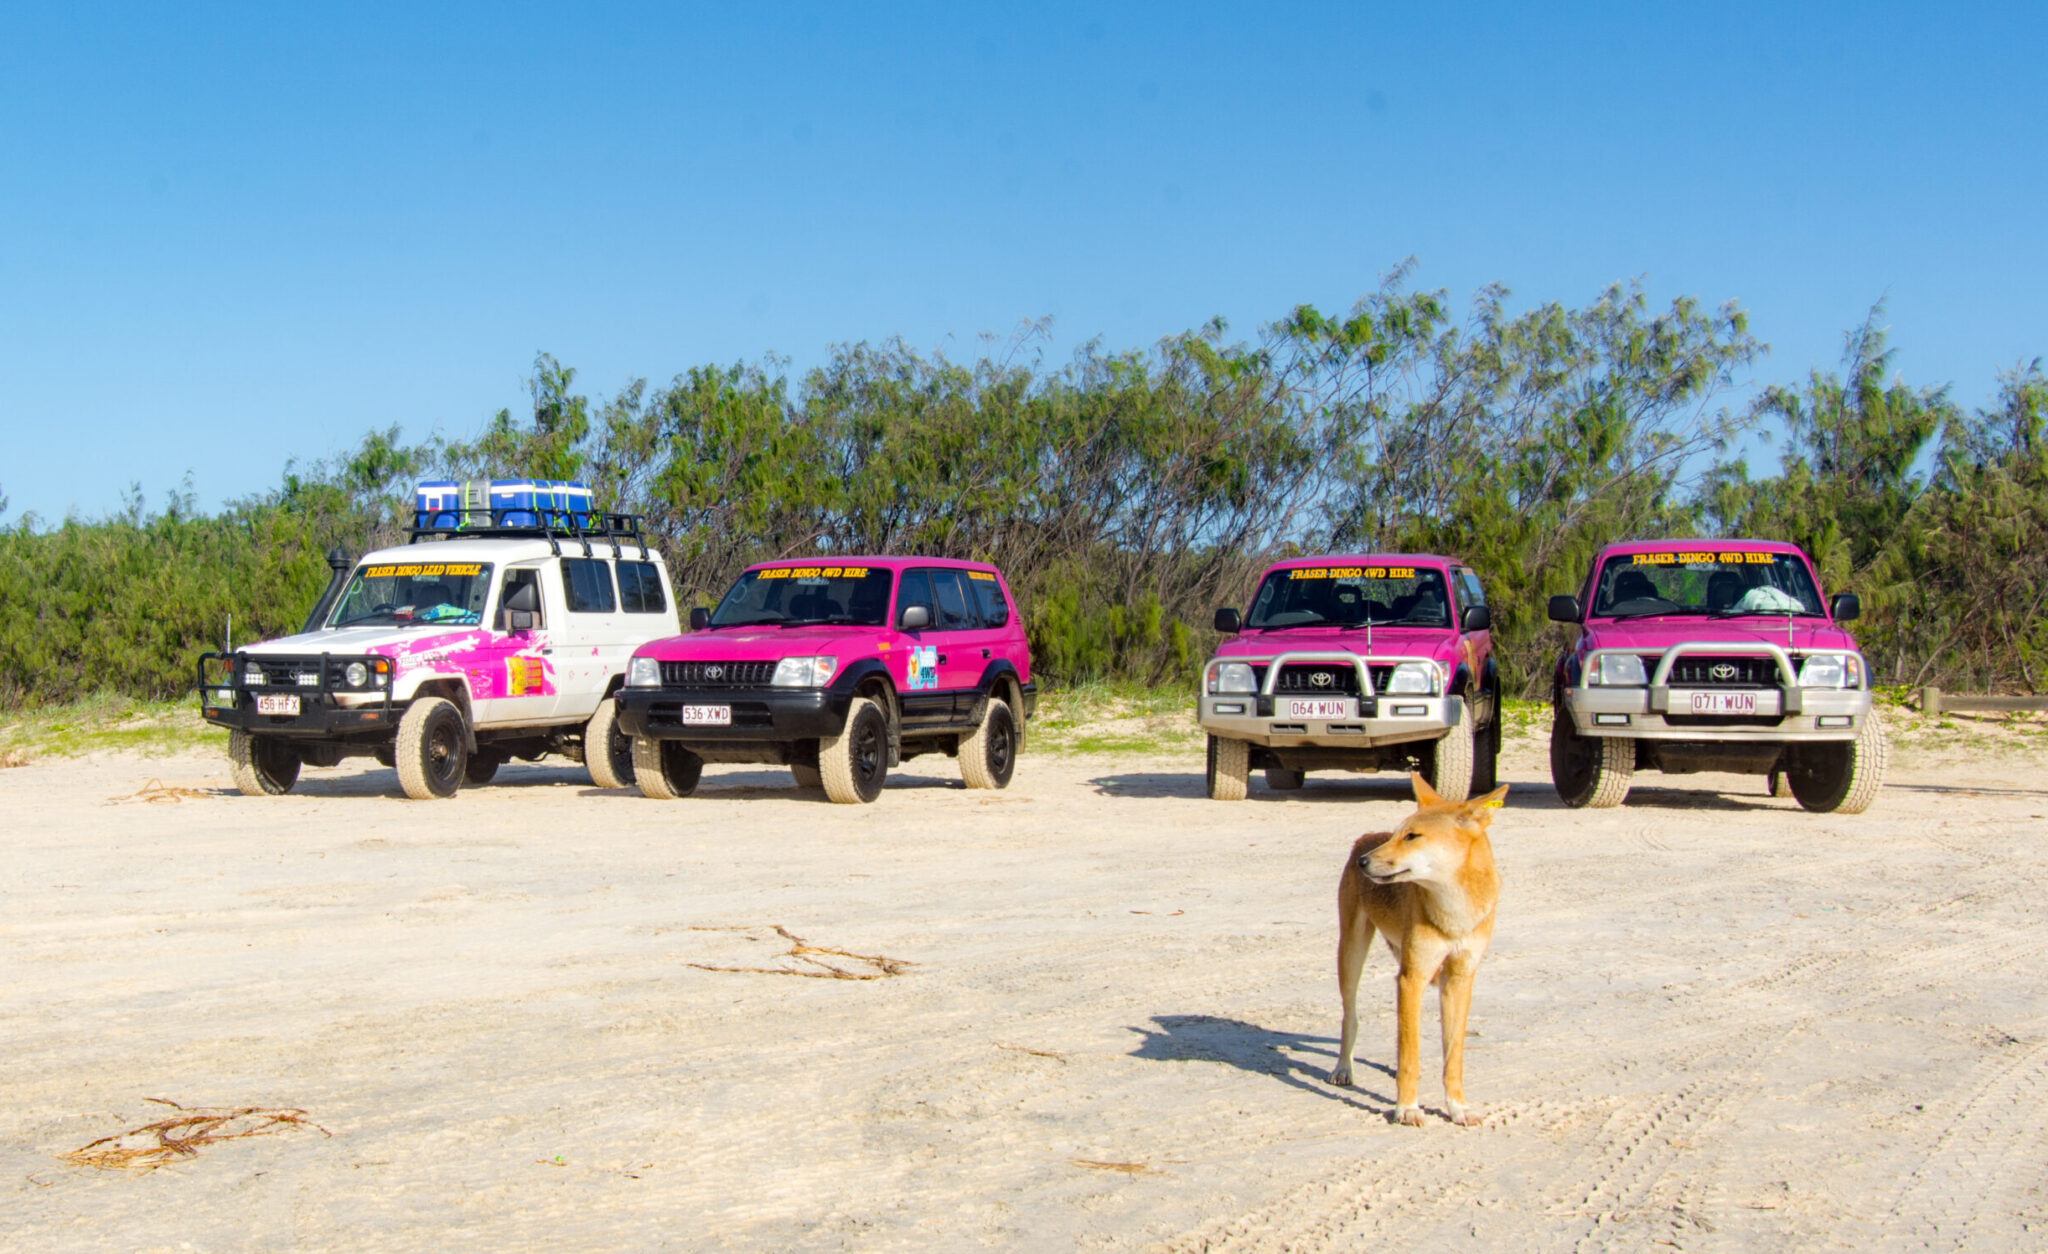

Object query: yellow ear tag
[1482,796,1505,808]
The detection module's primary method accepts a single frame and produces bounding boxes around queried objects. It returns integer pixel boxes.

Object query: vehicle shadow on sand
[1127,1013,1395,1115]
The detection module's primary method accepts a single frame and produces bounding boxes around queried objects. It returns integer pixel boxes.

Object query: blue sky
[3,2,2044,523]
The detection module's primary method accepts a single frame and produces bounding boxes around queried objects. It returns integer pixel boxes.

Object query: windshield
[1247,564,1451,629]
[709,565,895,628]
[328,561,494,628]
[1591,549,1823,619]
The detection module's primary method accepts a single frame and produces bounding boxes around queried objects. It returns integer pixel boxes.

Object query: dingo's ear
[1410,771,1443,806]
[1462,783,1509,817]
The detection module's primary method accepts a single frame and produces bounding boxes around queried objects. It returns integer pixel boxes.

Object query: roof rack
[406,509,651,560]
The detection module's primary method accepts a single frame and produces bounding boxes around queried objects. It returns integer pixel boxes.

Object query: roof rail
[406,509,651,560]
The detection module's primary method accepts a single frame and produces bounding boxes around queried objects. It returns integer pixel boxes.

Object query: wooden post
[1922,686,1941,718]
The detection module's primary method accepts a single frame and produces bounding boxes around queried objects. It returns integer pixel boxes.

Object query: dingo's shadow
[1127,1014,1393,1113]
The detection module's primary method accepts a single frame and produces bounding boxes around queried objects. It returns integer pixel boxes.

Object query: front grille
[1273,664,1362,696]
[1667,656,1781,688]
[660,660,778,688]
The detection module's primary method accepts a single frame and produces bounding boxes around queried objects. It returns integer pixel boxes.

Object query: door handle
[937,655,948,665]
[981,648,991,659]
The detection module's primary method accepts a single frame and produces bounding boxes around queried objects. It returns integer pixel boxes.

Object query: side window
[561,558,616,614]
[497,568,544,629]
[617,561,667,614]
[1459,570,1487,610]
[967,571,1009,627]
[929,570,974,630]
[894,569,933,628]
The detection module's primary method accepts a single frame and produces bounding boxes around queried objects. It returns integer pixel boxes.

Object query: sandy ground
[4,721,2047,1253]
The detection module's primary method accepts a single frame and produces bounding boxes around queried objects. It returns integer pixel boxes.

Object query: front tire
[960,698,1018,790]
[396,697,468,800]
[820,696,889,804]
[791,763,823,790]
[632,737,703,799]
[1206,734,1249,801]
[228,730,300,796]
[1422,696,1477,802]
[1789,715,1888,814]
[584,696,637,789]
[1550,710,1632,808]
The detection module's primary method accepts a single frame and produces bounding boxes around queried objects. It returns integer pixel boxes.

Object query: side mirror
[1547,594,1582,624]
[1830,592,1861,622]
[1461,604,1492,632]
[508,610,536,632]
[689,606,711,631]
[1214,607,1242,633]
[505,582,539,612]
[900,604,931,631]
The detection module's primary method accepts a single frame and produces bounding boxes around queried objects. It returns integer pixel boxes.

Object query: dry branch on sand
[107,779,218,804]
[1071,1159,1159,1175]
[0,748,28,768]
[59,1099,329,1171]
[685,924,913,980]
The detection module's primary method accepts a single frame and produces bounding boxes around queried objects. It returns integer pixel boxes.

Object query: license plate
[1285,698,1356,720]
[1688,691,1758,715]
[681,704,731,726]
[256,694,301,716]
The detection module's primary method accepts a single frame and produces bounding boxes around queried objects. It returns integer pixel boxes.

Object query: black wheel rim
[988,714,1013,777]
[429,720,461,787]
[854,712,883,783]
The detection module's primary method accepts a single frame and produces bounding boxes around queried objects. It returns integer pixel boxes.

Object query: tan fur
[1328,771,1508,1126]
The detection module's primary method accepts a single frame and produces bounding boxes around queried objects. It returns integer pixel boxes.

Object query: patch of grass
[0,693,226,761]
[1031,682,1203,756]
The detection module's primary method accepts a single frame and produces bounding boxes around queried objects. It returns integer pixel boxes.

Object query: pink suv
[613,558,1036,803]
[1547,539,1884,812]
[1197,555,1501,800]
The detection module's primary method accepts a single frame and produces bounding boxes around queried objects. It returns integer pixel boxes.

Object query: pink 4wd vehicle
[614,557,1036,804]
[1547,539,1885,813]
[1198,555,1501,801]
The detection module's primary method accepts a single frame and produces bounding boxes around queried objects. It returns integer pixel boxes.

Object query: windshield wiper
[1711,607,1822,618]
[712,616,787,628]
[1604,607,1713,621]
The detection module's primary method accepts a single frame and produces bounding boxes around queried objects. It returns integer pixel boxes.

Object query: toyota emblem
[1710,663,1737,681]
[1310,670,1335,688]
[705,665,724,680]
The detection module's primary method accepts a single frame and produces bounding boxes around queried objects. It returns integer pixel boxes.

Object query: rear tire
[584,697,637,789]
[1789,714,1888,814]
[632,737,702,799]
[396,697,468,800]
[1471,696,1501,794]
[228,730,300,796]
[1550,710,1632,808]
[1206,735,1249,801]
[960,699,1018,789]
[820,696,889,804]
[1265,766,1305,791]
[1422,697,1476,802]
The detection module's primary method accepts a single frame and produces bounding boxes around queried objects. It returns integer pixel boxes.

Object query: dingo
[1327,772,1508,1126]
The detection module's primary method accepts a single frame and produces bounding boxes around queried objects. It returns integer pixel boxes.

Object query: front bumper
[196,651,398,738]
[615,686,853,742]
[1563,685,1872,741]
[1197,693,1463,749]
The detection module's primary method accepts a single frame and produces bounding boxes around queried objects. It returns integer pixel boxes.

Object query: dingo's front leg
[1394,966,1428,1126]
[1329,913,1374,1087]
[1439,955,1481,1126]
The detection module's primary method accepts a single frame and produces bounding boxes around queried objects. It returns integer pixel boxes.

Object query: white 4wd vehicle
[199,513,678,798]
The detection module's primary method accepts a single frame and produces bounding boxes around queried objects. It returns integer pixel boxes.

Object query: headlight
[771,656,837,688]
[1385,661,1441,694]
[1588,653,1649,686]
[1207,661,1257,694]
[1798,653,1861,689]
[627,656,662,688]
[344,662,368,688]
